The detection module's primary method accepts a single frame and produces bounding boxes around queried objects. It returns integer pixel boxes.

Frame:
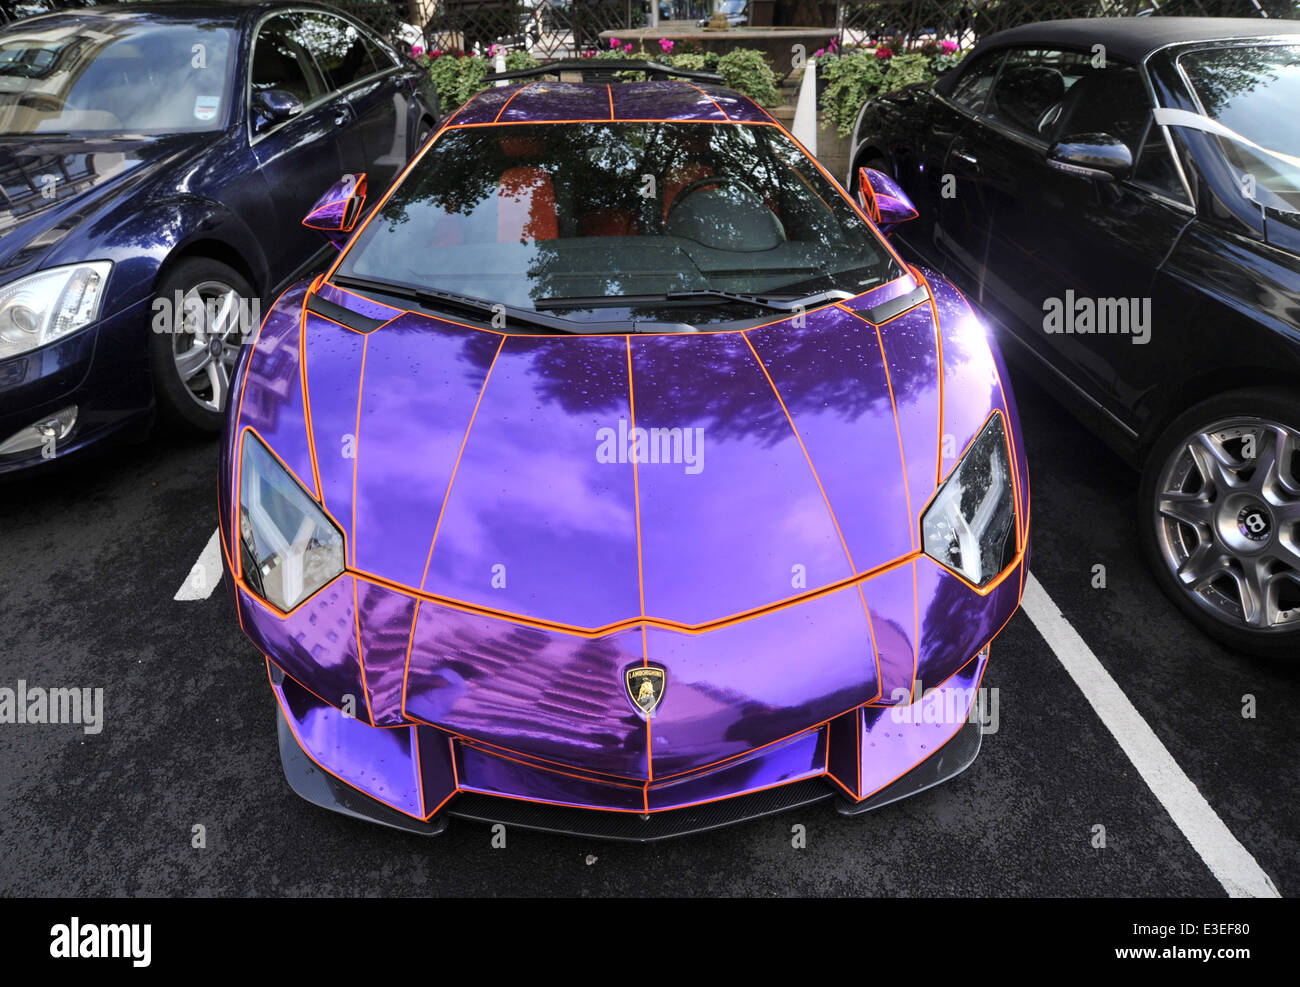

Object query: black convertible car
[849,17,1300,658]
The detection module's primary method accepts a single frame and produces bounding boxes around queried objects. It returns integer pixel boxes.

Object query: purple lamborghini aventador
[218,70,1030,840]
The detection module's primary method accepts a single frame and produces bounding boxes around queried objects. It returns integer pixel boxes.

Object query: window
[986,48,1094,140]
[949,50,1004,114]
[1055,64,1150,151]
[251,14,324,106]
[297,13,379,92]
[1180,44,1300,214]
[0,17,235,135]
[334,122,903,331]
[1132,130,1188,201]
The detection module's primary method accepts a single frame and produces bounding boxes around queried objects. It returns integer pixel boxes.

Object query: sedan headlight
[0,262,112,360]
[238,433,344,611]
[922,413,1017,587]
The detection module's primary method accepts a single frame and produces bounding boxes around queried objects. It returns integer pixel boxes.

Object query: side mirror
[857,167,919,230]
[1046,133,1132,182]
[251,89,303,134]
[303,173,368,244]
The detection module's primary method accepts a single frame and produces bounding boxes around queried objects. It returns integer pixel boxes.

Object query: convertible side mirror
[251,88,303,134]
[303,173,368,244]
[857,167,919,230]
[1046,133,1132,182]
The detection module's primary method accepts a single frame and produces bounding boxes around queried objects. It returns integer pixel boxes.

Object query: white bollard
[494,50,508,86]
[792,56,817,157]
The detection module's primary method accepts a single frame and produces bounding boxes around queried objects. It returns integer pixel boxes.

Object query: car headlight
[238,433,344,611]
[922,413,1017,587]
[0,261,112,360]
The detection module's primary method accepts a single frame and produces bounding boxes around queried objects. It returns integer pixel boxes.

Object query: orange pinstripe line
[351,576,377,726]
[353,549,919,637]
[741,331,885,701]
[494,81,538,123]
[349,334,369,568]
[399,597,421,726]
[298,292,325,501]
[856,646,991,802]
[267,661,425,822]
[868,320,915,553]
[910,266,947,487]
[418,334,507,592]
[627,337,653,789]
[683,82,731,121]
[412,724,425,817]
[607,83,614,120]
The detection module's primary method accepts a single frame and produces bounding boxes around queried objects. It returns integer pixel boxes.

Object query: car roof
[451,80,771,126]
[972,15,1300,63]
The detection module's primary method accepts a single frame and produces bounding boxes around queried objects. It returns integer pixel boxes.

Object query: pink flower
[610,37,621,48]
[411,45,424,58]
[659,38,674,53]
[488,43,499,57]
[941,39,958,53]
[624,43,633,53]
[875,46,893,59]
[814,49,824,58]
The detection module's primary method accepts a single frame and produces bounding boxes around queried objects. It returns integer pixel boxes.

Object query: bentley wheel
[148,257,254,432]
[1140,389,1300,659]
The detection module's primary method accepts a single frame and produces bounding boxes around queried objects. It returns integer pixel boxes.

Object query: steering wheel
[664,174,766,223]
[17,92,70,113]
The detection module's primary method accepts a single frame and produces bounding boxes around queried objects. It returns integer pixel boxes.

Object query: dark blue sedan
[0,1,439,472]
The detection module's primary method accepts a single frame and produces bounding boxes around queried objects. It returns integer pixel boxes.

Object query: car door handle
[334,106,353,127]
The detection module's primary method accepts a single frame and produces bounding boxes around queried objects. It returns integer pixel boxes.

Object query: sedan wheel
[148,256,255,433]
[1142,390,1300,658]
[171,280,243,414]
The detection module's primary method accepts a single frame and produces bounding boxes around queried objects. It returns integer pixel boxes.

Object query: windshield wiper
[332,275,603,334]
[535,288,855,312]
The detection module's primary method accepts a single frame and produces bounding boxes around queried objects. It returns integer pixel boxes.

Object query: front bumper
[269,644,990,841]
[0,296,153,475]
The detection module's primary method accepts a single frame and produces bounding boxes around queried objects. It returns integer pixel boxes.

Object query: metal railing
[837,0,1298,50]
[323,0,1298,57]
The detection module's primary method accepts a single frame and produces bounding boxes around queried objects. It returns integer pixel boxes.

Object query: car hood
[0,133,211,279]
[289,276,953,632]
[230,272,1026,772]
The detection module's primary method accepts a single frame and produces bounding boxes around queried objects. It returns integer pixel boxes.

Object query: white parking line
[1021,573,1280,898]
[174,527,223,601]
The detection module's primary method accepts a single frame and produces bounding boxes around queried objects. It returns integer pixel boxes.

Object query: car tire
[148,256,254,433]
[1138,387,1300,659]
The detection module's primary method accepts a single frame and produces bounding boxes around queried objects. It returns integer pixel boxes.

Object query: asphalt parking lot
[0,319,1295,898]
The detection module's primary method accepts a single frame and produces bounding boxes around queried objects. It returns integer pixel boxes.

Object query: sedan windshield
[335,120,900,330]
[0,14,235,135]
[1180,43,1300,212]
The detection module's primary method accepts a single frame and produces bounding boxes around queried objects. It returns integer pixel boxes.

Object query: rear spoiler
[484,59,723,84]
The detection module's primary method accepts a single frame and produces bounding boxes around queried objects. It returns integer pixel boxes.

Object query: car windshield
[335,120,899,330]
[1180,43,1300,212]
[0,14,236,135]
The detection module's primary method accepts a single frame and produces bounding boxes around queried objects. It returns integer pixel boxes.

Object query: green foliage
[504,50,541,73]
[818,50,883,137]
[453,55,489,106]
[428,53,466,109]
[818,49,940,137]
[887,53,934,89]
[717,49,779,107]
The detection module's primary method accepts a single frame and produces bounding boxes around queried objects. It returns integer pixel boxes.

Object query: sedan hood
[299,278,945,632]
[0,134,209,278]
